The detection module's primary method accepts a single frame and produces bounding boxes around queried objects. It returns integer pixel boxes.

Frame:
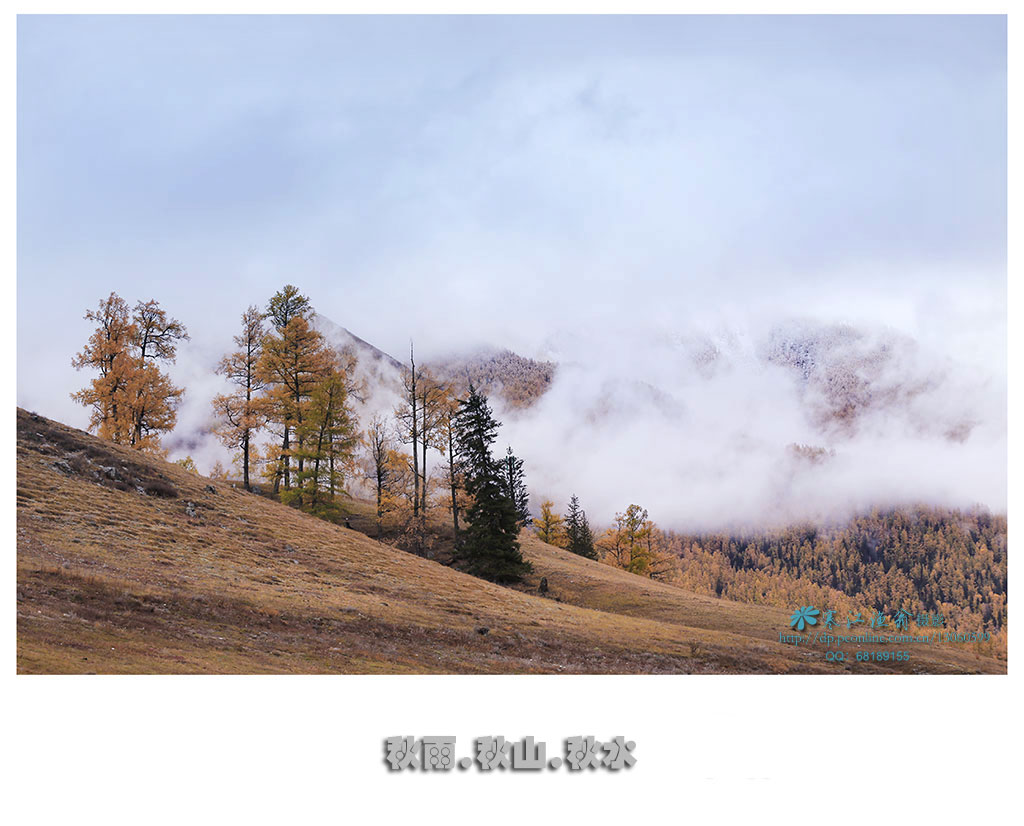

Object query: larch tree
[266,284,312,331]
[72,293,136,444]
[71,292,187,453]
[603,504,655,575]
[534,500,565,547]
[132,299,188,362]
[363,415,406,537]
[316,346,363,499]
[564,494,598,560]
[257,287,330,493]
[452,385,530,583]
[211,305,267,490]
[123,365,186,453]
[288,356,357,512]
[415,369,449,515]
[643,524,677,582]
[127,300,189,449]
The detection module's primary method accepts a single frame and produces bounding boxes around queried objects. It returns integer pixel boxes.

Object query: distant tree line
[664,507,1007,634]
[531,493,1005,639]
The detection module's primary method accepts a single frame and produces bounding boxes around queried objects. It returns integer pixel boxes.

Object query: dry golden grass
[16,408,1004,674]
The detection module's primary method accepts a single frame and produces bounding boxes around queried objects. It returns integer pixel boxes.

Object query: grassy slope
[16,409,1003,674]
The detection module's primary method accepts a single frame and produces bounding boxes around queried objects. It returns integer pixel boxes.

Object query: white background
[4,2,1020,823]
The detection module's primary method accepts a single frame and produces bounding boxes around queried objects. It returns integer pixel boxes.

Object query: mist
[497,293,1006,531]
[143,261,1007,534]
[16,15,1006,530]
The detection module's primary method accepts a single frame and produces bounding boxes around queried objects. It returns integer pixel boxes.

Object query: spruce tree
[501,446,531,527]
[453,386,530,583]
[564,494,598,560]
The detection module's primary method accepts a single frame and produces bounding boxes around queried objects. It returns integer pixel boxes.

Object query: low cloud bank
[67,283,1006,535]
[498,309,1006,532]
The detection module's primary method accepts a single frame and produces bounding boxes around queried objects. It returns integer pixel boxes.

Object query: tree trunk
[421,427,428,513]
[410,350,419,519]
[280,426,290,491]
[244,370,252,491]
[242,430,250,491]
[448,425,459,537]
[376,478,383,538]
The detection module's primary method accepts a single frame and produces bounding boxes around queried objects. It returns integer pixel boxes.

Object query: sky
[16,15,1007,528]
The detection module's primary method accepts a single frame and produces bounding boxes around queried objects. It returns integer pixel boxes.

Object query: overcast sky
[17,15,1007,524]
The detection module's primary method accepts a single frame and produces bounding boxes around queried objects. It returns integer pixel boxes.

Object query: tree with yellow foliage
[257,286,333,493]
[363,415,409,537]
[603,504,653,574]
[534,500,565,546]
[599,503,676,579]
[287,356,358,512]
[394,344,424,519]
[175,456,199,474]
[212,305,267,491]
[72,292,188,453]
[415,368,450,516]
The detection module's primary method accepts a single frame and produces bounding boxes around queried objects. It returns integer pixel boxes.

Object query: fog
[152,264,1008,532]
[497,294,1007,531]
[16,16,1006,529]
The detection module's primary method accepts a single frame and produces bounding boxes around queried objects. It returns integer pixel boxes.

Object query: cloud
[16,16,1006,527]
[497,295,1006,531]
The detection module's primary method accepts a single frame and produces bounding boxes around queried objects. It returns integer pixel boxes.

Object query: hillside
[428,348,556,409]
[16,409,1003,674]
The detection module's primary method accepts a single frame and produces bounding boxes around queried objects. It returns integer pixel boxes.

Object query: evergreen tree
[453,386,530,583]
[501,446,531,527]
[440,397,464,538]
[564,494,597,560]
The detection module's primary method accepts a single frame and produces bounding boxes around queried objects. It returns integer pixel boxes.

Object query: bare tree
[394,343,422,518]
[416,370,450,515]
[364,414,398,537]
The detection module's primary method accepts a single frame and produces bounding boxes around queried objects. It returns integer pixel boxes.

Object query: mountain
[313,313,557,412]
[16,408,1003,674]
[311,312,404,417]
[428,348,556,409]
[312,313,986,442]
[683,319,982,442]
[312,312,403,373]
